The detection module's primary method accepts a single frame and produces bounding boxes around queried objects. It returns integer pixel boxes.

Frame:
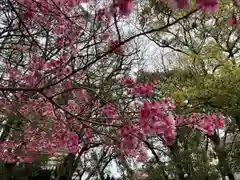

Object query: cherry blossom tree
[0,0,237,179]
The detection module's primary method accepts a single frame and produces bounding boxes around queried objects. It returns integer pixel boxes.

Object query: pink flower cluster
[117,123,148,162]
[15,0,133,53]
[0,60,89,163]
[101,104,116,123]
[227,14,237,25]
[0,70,226,163]
[16,0,87,7]
[195,0,218,12]
[115,0,134,16]
[120,76,136,88]
[175,112,225,135]
[108,40,123,53]
[15,0,84,50]
[139,100,176,145]
[118,76,225,148]
[120,76,156,95]
[113,95,225,161]
[0,122,79,163]
[3,56,75,89]
[131,82,155,96]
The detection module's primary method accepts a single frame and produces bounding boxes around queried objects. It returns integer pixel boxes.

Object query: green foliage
[137,28,240,178]
[145,130,221,180]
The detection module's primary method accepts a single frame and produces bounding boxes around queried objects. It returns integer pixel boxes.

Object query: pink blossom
[173,0,189,8]
[196,0,218,12]
[64,80,72,89]
[131,83,154,96]
[227,14,237,25]
[139,101,176,145]
[101,104,116,123]
[118,0,134,16]
[120,76,135,88]
[100,32,110,40]
[73,89,88,103]
[108,40,122,52]
[23,11,35,19]
[136,150,148,162]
